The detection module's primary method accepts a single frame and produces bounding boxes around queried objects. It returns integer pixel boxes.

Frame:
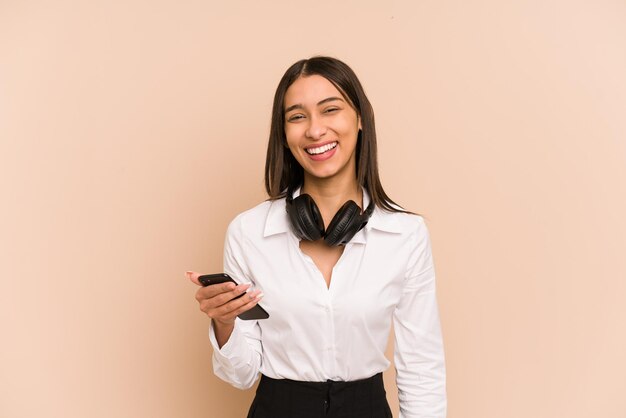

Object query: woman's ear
[358,115,362,130]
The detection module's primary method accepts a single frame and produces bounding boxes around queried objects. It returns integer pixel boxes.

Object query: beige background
[1,1,625,417]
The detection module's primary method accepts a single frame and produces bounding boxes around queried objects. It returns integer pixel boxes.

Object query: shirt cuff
[208,319,246,360]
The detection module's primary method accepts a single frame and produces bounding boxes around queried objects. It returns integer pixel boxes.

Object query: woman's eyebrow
[284,96,345,114]
[317,96,344,106]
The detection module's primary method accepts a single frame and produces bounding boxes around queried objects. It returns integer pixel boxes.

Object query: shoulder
[226,198,286,240]
[227,200,273,232]
[369,207,428,236]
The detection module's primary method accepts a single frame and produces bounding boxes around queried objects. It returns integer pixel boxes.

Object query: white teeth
[306,142,337,155]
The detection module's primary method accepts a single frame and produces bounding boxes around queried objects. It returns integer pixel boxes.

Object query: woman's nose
[305,115,327,140]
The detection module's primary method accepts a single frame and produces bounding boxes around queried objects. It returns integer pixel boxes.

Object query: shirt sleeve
[208,216,263,390]
[394,217,447,417]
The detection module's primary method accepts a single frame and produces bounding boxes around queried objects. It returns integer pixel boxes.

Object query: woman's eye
[324,107,339,114]
[287,114,305,122]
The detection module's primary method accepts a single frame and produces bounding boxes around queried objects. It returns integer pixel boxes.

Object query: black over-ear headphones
[285,189,375,246]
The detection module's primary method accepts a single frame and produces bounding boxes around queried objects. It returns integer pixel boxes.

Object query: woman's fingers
[187,270,262,321]
[204,288,260,316]
[210,290,263,321]
[196,282,248,304]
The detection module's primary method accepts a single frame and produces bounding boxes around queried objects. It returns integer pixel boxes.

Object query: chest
[298,240,344,288]
[244,231,411,327]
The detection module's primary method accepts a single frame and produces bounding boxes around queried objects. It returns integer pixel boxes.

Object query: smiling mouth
[305,141,338,155]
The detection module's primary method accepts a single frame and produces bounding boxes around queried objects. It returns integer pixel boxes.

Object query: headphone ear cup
[324,201,361,246]
[288,194,325,241]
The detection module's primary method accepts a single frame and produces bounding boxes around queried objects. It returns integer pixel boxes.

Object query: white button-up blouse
[208,191,447,417]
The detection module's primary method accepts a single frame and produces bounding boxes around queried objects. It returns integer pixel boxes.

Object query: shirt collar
[263,188,405,241]
[264,196,292,238]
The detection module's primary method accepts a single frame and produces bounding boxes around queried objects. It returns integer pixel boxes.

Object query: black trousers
[247,373,392,418]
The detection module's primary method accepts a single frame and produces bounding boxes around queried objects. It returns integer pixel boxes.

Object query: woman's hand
[186,271,263,348]
[186,271,263,326]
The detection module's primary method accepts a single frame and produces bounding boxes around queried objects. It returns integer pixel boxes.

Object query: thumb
[185,271,202,286]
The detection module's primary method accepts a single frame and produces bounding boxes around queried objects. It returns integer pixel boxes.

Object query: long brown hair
[264,56,404,213]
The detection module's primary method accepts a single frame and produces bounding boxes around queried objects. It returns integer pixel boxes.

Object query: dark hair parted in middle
[264,56,404,213]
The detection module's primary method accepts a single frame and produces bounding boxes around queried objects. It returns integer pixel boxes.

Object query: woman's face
[284,75,361,185]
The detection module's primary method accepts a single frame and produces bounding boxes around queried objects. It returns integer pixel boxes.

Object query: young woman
[188,56,446,418]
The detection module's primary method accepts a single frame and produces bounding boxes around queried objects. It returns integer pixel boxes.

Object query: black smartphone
[198,273,269,320]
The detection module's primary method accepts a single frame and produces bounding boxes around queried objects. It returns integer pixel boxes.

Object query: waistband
[259,372,384,390]
[255,373,387,416]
